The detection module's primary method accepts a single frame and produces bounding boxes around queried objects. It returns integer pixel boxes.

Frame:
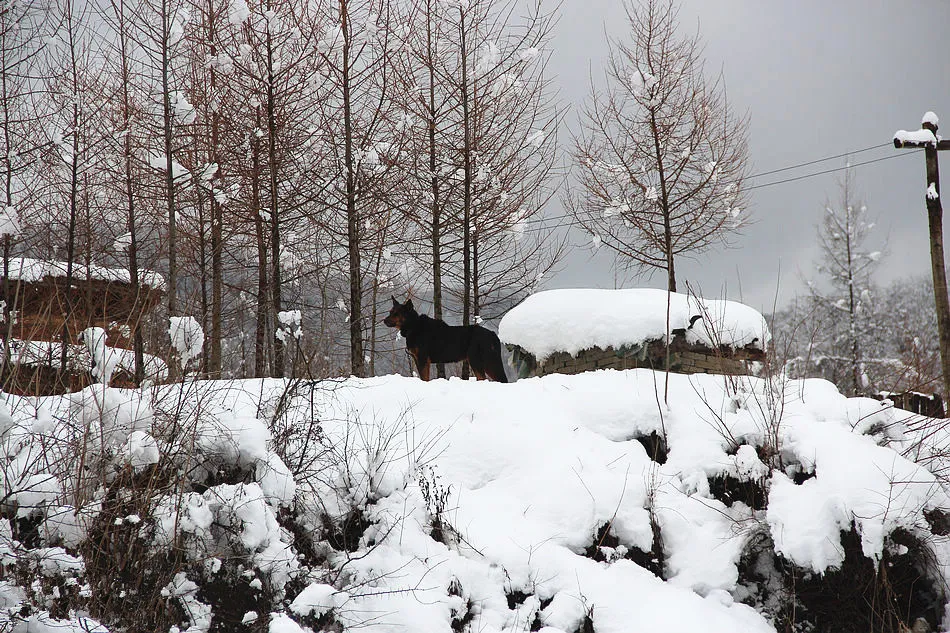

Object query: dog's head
[383,296,417,329]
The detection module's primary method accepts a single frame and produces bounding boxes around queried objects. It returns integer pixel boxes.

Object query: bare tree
[99,0,151,383]
[0,0,47,373]
[446,0,562,323]
[570,0,749,292]
[396,0,563,370]
[224,0,326,377]
[313,0,407,378]
[41,0,103,373]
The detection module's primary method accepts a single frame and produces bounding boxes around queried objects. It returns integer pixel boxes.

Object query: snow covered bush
[3,367,950,633]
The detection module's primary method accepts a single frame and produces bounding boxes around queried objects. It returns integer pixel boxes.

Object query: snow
[923,111,939,127]
[519,47,540,63]
[6,473,61,518]
[0,206,19,238]
[197,416,270,466]
[4,360,950,631]
[276,309,302,343]
[229,0,251,26]
[113,232,132,251]
[290,583,346,618]
[121,430,160,470]
[499,288,770,361]
[1,256,165,290]
[142,149,191,183]
[894,128,938,147]
[80,327,119,385]
[169,316,204,368]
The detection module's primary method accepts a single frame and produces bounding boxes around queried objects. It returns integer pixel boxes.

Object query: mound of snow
[499,288,770,361]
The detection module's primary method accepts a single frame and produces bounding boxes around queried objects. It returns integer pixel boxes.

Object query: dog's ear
[405,298,414,310]
[391,295,398,307]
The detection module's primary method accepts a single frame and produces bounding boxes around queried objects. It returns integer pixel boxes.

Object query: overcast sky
[543,0,950,314]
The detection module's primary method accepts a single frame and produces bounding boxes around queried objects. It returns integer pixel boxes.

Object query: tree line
[1,0,751,381]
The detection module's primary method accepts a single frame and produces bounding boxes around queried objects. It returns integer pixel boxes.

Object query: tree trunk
[473,231,479,320]
[161,0,178,319]
[195,150,210,373]
[341,0,364,377]
[843,183,861,395]
[650,111,675,293]
[459,9,471,379]
[207,0,222,377]
[265,14,284,378]
[109,0,145,383]
[426,0,445,378]
[60,100,80,375]
[251,108,268,377]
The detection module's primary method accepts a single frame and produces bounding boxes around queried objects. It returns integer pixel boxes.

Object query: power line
[746,150,917,191]
[524,146,921,233]
[748,142,892,179]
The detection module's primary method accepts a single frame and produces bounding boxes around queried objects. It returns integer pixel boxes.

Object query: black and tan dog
[383,296,508,382]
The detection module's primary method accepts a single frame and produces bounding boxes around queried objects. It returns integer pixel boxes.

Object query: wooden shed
[1,257,164,394]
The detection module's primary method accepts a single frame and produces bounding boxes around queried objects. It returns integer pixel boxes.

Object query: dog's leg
[418,359,431,381]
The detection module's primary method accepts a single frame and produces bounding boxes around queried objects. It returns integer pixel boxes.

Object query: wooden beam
[894,138,950,151]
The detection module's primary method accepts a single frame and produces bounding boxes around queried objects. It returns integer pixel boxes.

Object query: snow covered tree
[223,0,326,377]
[807,170,883,395]
[98,0,152,383]
[442,0,561,326]
[570,0,749,292]
[127,0,194,325]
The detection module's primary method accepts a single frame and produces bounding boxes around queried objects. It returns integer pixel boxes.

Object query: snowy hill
[1,369,949,633]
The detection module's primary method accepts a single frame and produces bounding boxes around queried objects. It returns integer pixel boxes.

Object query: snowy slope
[1,370,948,633]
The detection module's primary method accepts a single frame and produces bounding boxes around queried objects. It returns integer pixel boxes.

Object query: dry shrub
[738,526,942,633]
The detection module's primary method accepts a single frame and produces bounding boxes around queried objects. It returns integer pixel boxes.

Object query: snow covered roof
[499,288,770,361]
[1,256,165,291]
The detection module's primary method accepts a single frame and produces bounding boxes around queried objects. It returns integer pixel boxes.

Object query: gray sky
[544,0,950,315]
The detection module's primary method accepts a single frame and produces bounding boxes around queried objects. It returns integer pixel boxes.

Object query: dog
[383,296,508,382]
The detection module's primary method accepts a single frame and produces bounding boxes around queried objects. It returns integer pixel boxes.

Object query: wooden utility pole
[894,111,950,407]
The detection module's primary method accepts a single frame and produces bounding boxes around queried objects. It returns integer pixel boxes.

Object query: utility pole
[894,111,950,408]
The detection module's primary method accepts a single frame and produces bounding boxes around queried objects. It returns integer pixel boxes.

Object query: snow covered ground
[1,368,949,632]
